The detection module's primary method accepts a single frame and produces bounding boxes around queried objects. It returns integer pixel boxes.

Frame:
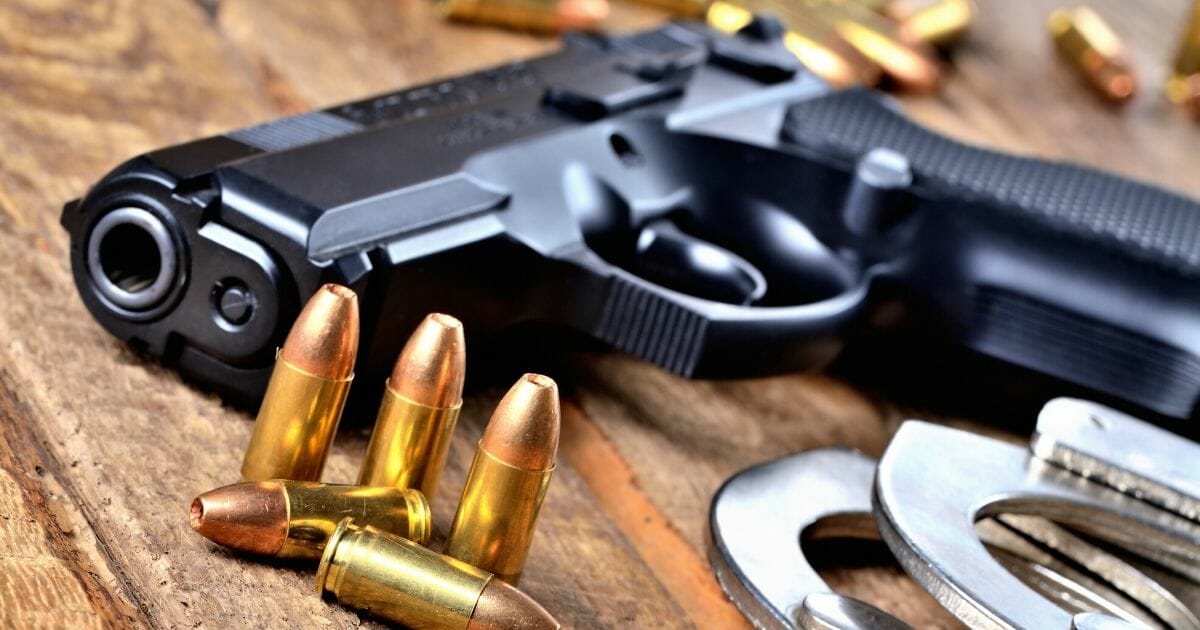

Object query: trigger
[632,219,767,305]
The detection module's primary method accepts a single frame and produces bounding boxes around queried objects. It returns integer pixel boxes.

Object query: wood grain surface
[1,0,1197,628]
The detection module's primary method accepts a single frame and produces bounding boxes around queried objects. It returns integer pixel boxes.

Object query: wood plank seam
[0,369,149,629]
[559,399,751,629]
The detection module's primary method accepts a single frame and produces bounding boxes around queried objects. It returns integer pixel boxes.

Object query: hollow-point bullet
[190,480,430,560]
[1048,7,1137,104]
[437,0,609,33]
[358,313,465,505]
[707,1,883,88]
[317,518,560,630]
[241,284,358,482]
[446,374,560,585]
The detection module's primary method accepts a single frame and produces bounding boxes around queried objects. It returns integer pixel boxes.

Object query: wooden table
[1,1,1196,627]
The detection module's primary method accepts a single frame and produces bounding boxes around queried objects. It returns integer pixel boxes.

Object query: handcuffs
[710,398,1200,629]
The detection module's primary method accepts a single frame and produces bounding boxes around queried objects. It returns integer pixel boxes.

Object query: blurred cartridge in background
[191,481,430,559]
[803,0,942,92]
[438,0,609,32]
[706,1,883,88]
[1048,6,1137,103]
[241,284,358,482]
[726,0,942,91]
[631,0,708,18]
[1167,0,1200,115]
[887,0,975,47]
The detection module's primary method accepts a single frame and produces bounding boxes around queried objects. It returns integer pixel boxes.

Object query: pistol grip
[782,90,1200,419]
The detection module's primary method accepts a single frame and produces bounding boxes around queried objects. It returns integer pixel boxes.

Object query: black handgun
[62,21,1200,421]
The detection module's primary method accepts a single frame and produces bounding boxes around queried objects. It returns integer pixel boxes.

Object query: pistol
[62,21,1200,421]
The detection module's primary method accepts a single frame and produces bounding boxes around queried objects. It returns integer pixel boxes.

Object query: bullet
[357,313,465,504]
[1185,75,1200,118]
[437,0,609,33]
[317,518,560,630]
[1166,1,1200,113]
[852,0,892,12]
[735,0,939,92]
[809,0,942,93]
[241,284,358,482]
[707,1,883,88]
[887,0,974,47]
[190,480,430,560]
[446,374,560,585]
[630,0,709,18]
[1048,7,1137,104]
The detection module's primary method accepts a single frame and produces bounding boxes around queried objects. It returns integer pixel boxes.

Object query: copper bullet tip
[279,284,359,380]
[190,482,289,556]
[467,577,560,630]
[388,313,466,408]
[480,374,560,471]
[189,497,204,530]
[555,0,608,31]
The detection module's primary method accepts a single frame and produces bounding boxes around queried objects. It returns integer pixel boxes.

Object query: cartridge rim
[406,488,433,546]
[315,517,354,596]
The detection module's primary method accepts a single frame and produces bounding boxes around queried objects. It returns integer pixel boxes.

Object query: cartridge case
[1185,75,1200,117]
[1048,7,1137,104]
[852,0,891,12]
[735,0,938,92]
[241,284,358,482]
[707,1,882,88]
[631,0,709,18]
[808,0,941,92]
[358,391,460,496]
[446,374,560,585]
[447,450,554,584]
[437,0,608,33]
[241,360,352,481]
[318,518,488,627]
[190,480,430,560]
[357,313,465,504]
[317,519,559,630]
[1166,1,1200,112]
[887,0,974,47]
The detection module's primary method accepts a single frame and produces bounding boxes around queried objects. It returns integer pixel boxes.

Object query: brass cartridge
[853,0,891,11]
[1185,75,1200,117]
[707,1,883,88]
[631,0,709,18]
[809,0,942,92]
[358,313,465,505]
[316,519,560,630]
[190,480,430,559]
[887,0,974,47]
[437,0,609,33]
[241,284,358,482]
[446,374,560,585]
[734,0,939,92]
[1166,1,1200,112]
[1048,7,1137,104]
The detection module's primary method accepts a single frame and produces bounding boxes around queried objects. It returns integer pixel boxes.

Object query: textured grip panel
[966,287,1200,419]
[595,277,708,376]
[782,90,1200,277]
